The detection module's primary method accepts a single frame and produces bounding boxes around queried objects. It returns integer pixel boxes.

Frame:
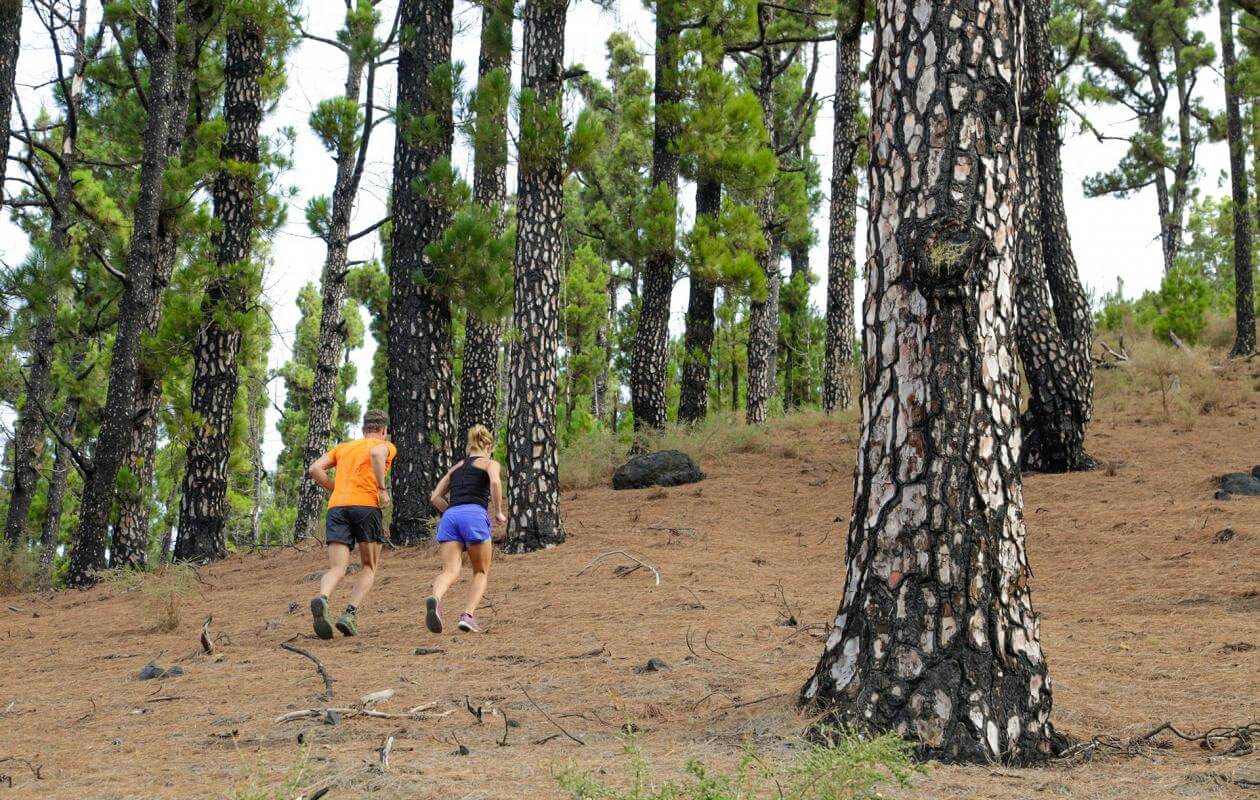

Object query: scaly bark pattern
[1220,0,1255,357]
[504,0,568,553]
[175,23,266,562]
[823,7,861,413]
[387,0,457,544]
[801,0,1059,764]
[0,0,19,204]
[678,176,721,424]
[69,0,180,587]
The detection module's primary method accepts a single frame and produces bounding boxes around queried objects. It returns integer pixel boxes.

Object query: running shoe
[310,595,334,640]
[457,613,482,634]
[335,609,358,637]
[425,595,443,634]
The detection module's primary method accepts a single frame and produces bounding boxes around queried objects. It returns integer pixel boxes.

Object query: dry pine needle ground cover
[0,361,1257,799]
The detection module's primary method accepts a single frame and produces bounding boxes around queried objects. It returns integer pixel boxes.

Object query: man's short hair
[362,409,389,432]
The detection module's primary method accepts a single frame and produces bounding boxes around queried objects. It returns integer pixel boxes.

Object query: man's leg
[348,542,381,609]
[319,543,351,599]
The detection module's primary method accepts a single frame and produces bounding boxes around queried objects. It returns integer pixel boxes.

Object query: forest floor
[1,362,1258,799]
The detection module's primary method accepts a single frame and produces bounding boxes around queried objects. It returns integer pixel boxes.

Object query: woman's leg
[463,541,493,615]
[319,543,351,599]
[431,541,464,601]
[348,542,381,608]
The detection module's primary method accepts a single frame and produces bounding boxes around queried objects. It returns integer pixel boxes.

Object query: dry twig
[1058,721,1259,763]
[200,615,214,656]
[520,686,584,746]
[280,641,334,701]
[577,550,660,586]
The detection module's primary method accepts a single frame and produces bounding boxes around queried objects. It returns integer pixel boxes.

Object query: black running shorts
[325,505,385,550]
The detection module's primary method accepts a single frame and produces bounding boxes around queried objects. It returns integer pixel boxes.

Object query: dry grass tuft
[106,563,198,632]
[0,543,38,597]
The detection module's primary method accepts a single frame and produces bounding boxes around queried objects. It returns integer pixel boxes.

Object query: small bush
[228,745,312,800]
[556,729,920,800]
[107,563,198,632]
[0,543,38,597]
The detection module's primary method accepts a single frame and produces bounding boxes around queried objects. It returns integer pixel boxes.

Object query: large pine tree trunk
[630,0,681,435]
[69,0,179,587]
[459,0,513,441]
[504,0,568,554]
[822,9,861,414]
[1016,0,1095,473]
[746,189,779,425]
[801,0,1060,763]
[293,39,375,541]
[109,2,214,568]
[678,176,721,424]
[175,23,266,562]
[387,0,457,545]
[1221,0,1255,357]
[0,0,19,204]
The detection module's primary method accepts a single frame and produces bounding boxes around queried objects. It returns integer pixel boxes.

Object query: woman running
[425,424,505,634]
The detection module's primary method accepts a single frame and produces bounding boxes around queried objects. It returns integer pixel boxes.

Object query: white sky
[1,1,1231,469]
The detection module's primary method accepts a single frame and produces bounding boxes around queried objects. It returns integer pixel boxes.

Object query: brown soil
[1,377,1258,799]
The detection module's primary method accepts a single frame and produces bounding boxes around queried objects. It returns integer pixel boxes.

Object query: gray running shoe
[425,595,443,634]
[310,595,334,640]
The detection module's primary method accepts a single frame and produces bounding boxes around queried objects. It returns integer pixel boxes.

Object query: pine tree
[175,10,275,562]
[69,0,180,587]
[1220,0,1255,356]
[292,0,394,540]
[822,1,863,414]
[631,0,684,436]
[801,0,1060,762]
[459,0,514,441]
[387,0,458,545]
[0,0,20,205]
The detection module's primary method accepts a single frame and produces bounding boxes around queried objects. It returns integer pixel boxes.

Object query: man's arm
[308,454,336,493]
[370,444,392,507]
[429,468,452,513]
[489,461,506,525]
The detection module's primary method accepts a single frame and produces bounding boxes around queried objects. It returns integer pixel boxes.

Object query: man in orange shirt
[306,409,397,638]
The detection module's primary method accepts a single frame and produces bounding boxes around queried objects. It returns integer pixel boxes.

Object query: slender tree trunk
[822,8,861,414]
[109,0,213,568]
[387,0,457,545]
[678,176,721,424]
[1221,0,1255,357]
[459,0,513,442]
[630,0,681,435]
[782,244,808,410]
[245,374,265,547]
[504,0,568,554]
[801,0,1060,763]
[175,22,266,563]
[591,283,612,422]
[69,0,179,587]
[1016,0,1095,473]
[746,194,779,425]
[0,0,20,205]
[293,38,375,541]
[38,389,80,591]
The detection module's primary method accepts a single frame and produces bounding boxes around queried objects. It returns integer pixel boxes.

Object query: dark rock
[1220,473,1260,496]
[137,661,164,680]
[1252,465,1260,479]
[414,647,446,656]
[456,744,470,756]
[1215,490,1232,501]
[323,709,341,725]
[612,450,704,490]
[1213,528,1236,544]
[165,666,184,677]
[286,601,301,614]
[644,657,670,672]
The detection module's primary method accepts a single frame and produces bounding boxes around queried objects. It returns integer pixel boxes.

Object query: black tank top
[448,456,490,507]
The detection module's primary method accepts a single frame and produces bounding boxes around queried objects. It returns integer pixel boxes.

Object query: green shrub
[556,730,920,800]
[1151,263,1212,344]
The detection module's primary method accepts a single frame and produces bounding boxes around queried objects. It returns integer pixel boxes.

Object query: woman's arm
[307,453,336,493]
[430,468,453,513]
[489,461,506,524]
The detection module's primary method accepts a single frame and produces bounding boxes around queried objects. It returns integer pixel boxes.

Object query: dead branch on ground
[576,550,660,586]
[280,641,334,701]
[1058,721,1259,763]
[274,702,445,725]
[520,686,584,746]
[200,616,214,655]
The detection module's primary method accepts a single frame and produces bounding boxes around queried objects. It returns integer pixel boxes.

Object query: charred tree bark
[631,0,681,435]
[1016,0,1095,473]
[678,176,722,424]
[112,4,215,566]
[591,284,613,423]
[293,32,381,541]
[504,0,568,554]
[822,8,861,414]
[37,384,81,590]
[69,0,179,587]
[174,23,266,563]
[1221,0,1255,357]
[387,0,457,545]
[0,0,19,204]
[458,0,513,441]
[801,0,1060,764]
[746,197,779,425]
[782,243,809,410]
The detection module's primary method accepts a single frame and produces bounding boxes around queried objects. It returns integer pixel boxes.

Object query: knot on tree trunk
[899,211,988,299]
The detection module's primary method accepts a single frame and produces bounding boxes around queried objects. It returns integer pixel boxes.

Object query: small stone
[414,647,446,656]
[360,689,394,705]
[137,661,164,680]
[287,602,300,614]
[456,744,470,756]
[1213,528,1236,544]
[1215,490,1232,501]
[644,657,670,672]
[164,666,183,678]
[323,710,341,725]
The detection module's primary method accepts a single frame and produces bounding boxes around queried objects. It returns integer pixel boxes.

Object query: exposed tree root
[1057,721,1259,763]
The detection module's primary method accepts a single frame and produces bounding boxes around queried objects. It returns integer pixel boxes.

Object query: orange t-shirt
[326,437,397,508]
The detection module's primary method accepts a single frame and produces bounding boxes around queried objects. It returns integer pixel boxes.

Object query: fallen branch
[498,707,511,747]
[1058,721,1259,763]
[379,735,394,771]
[274,702,444,725]
[577,550,660,586]
[280,642,334,702]
[520,686,584,746]
[200,616,214,656]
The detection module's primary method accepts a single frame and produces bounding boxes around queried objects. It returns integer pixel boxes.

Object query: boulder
[1218,472,1260,499]
[612,450,704,490]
